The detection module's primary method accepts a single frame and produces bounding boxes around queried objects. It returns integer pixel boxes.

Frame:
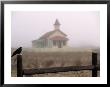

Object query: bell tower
[54,19,60,30]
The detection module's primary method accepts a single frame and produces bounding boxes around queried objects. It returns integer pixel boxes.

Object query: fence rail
[23,65,99,75]
[16,52,99,77]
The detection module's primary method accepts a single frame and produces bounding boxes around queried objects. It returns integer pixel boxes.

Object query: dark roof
[39,31,54,39]
[39,29,67,40]
[54,19,60,25]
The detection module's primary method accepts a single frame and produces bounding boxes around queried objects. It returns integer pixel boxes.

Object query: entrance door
[58,41,62,48]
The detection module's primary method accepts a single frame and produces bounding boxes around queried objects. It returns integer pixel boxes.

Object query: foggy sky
[11,11,100,48]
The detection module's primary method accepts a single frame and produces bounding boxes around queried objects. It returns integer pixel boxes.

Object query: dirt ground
[11,48,100,77]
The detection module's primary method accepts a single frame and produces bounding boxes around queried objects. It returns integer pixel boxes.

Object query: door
[58,40,62,48]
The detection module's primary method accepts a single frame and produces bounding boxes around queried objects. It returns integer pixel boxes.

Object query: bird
[11,47,22,57]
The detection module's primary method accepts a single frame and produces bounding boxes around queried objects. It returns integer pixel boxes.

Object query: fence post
[92,52,97,77]
[17,54,23,77]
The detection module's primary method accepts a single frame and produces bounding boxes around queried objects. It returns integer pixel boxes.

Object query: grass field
[11,47,100,77]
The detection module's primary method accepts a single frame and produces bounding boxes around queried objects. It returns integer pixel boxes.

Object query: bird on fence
[11,47,22,57]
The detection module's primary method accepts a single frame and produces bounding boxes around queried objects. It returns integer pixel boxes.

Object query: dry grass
[11,48,100,77]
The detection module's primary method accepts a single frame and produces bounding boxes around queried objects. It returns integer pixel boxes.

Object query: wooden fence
[16,52,100,77]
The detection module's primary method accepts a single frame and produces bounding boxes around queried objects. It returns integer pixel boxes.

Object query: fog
[11,11,100,48]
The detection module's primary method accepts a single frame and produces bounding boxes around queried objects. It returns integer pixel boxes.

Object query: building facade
[32,19,68,48]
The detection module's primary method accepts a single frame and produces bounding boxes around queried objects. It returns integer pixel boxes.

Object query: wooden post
[92,52,97,77]
[17,54,23,77]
